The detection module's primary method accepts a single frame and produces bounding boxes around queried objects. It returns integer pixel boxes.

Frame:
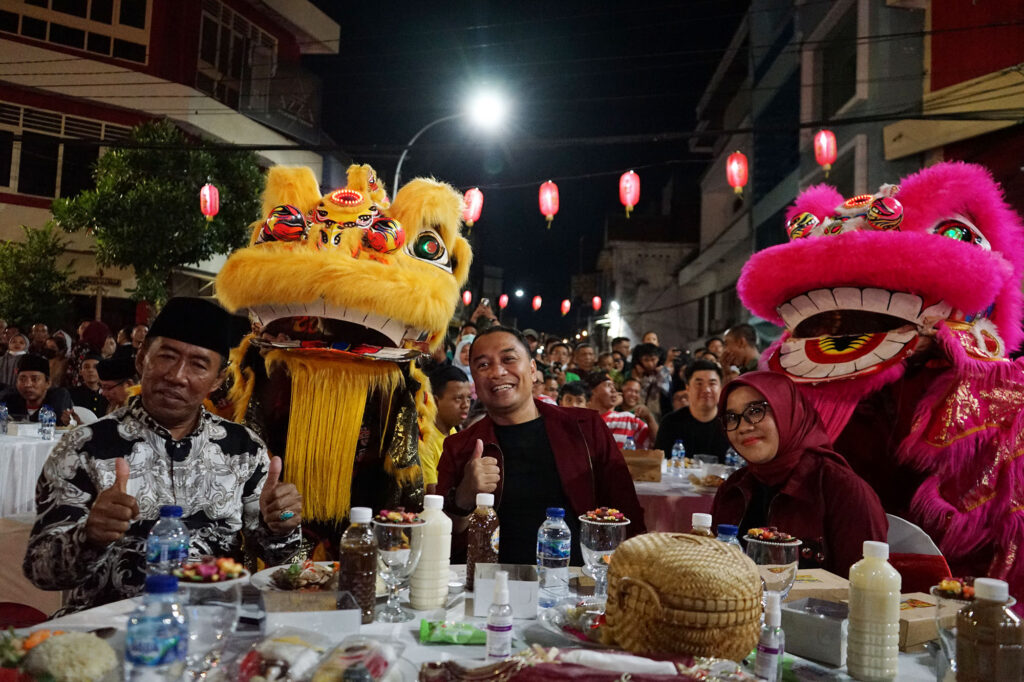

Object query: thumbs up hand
[455,439,500,511]
[260,456,303,536]
[85,457,140,546]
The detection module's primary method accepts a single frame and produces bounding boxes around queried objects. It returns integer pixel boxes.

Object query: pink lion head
[739,161,1024,388]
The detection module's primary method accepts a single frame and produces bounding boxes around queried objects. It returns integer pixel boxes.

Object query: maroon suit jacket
[435,400,646,539]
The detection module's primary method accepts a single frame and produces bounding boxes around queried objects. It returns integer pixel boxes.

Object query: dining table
[29,565,941,681]
[0,430,60,518]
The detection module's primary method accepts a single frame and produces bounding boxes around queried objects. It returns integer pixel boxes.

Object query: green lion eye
[940,225,970,241]
[933,219,990,250]
[413,233,444,260]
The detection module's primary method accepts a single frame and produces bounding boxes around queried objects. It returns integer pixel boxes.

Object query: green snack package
[419,619,487,645]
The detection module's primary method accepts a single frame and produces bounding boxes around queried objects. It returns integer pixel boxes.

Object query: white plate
[252,562,387,597]
[691,484,723,495]
[174,568,250,589]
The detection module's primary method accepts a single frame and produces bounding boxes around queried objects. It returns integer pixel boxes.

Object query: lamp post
[392,89,508,191]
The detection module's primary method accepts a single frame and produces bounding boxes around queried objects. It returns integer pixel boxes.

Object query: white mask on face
[8,350,26,356]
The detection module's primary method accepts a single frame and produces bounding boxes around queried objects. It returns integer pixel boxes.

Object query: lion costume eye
[932,216,990,250]
[406,229,452,272]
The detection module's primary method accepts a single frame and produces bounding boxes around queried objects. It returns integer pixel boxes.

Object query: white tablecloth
[0,433,58,517]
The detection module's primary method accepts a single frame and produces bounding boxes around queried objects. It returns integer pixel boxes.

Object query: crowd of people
[12,296,886,616]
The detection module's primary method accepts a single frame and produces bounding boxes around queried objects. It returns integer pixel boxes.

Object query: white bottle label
[486,620,513,661]
[754,643,781,681]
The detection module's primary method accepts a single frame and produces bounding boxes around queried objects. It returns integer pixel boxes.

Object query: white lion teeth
[250,299,427,347]
[776,287,928,332]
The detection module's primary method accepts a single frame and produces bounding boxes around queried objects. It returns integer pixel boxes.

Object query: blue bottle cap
[674,440,684,446]
[718,523,739,535]
[145,574,179,594]
[546,507,565,518]
[159,505,183,518]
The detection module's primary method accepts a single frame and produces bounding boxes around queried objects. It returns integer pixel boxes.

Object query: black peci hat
[17,353,49,378]
[147,297,238,359]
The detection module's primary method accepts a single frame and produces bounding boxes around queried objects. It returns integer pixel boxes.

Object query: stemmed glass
[578,516,631,603]
[372,519,426,622]
[182,580,241,676]
[743,537,802,599]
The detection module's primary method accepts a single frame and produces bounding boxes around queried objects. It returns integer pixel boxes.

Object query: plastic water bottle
[671,440,687,479]
[623,436,636,451]
[146,505,190,575]
[536,507,572,609]
[724,447,740,467]
[0,403,8,435]
[125,574,188,680]
[716,523,742,549]
[38,404,55,440]
[846,541,900,681]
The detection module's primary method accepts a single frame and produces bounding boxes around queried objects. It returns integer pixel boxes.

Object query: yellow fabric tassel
[265,350,403,522]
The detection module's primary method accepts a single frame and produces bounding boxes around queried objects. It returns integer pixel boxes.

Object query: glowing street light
[514,289,525,298]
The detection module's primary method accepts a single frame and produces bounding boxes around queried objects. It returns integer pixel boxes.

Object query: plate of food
[172,556,250,587]
[537,600,610,648]
[689,474,726,494]
[252,560,387,597]
[1,628,121,682]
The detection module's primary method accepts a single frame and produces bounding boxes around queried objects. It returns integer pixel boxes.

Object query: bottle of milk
[410,494,452,610]
[846,540,900,681]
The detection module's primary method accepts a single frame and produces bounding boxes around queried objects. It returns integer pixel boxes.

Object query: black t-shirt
[69,385,109,416]
[654,407,731,462]
[494,417,582,565]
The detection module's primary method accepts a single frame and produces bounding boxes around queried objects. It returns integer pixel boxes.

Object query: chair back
[0,601,48,628]
[886,513,941,555]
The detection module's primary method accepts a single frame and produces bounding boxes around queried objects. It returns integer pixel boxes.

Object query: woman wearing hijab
[711,371,887,578]
[66,320,111,388]
[0,333,29,388]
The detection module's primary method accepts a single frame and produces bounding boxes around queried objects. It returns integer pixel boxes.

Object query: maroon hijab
[718,371,849,486]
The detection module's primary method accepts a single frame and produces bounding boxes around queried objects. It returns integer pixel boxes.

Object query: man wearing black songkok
[0,353,74,423]
[25,297,303,614]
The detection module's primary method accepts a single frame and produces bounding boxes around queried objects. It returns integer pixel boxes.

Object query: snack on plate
[270,560,339,592]
[689,474,726,488]
[582,507,629,523]
[173,555,245,583]
[238,629,331,682]
[745,527,798,543]
[311,636,403,681]
[20,631,117,682]
[935,577,976,600]
[374,508,422,524]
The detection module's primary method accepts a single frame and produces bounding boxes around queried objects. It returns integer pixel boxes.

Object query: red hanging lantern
[561,299,571,316]
[592,296,602,311]
[199,182,219,222]
[539,181,559,229]
[462,290,472,307]
[463,187,483,227]
[619,170,640,218]
[532,295,542,311]
[814,129,838,177]
[498,293,509,310]
[726,151,748,197]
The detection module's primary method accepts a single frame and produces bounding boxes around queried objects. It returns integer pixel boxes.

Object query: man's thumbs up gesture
[455,439,500,511]
[85,457,140,546]
[260,455,302,536]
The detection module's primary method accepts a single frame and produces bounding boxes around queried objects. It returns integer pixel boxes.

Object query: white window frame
[800,0,870,125]
[11,0,151,64]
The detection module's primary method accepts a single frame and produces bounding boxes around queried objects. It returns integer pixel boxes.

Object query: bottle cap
[349,507,371,524]
[863,540,889,560]
[476,493,494,507]
[717,523,738,536]
[159,505,183,518]
[493,570,510,604]
[974,578,1009,602]
[423,494,443,510]
[765,591,781,626]
[675,440,684,446]
[145,574,179,594]
[546,507,565,518]
[692,513,712,529]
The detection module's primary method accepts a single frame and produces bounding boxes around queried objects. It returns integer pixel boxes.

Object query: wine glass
[743,537,802,599]
[578,516,630,603]
[372,519,426,622]
[182,580,241,676]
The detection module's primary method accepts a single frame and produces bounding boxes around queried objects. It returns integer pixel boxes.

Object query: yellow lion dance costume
[216,164,471,557]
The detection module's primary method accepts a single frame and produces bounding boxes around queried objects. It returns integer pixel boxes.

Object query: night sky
[305,1,748,336]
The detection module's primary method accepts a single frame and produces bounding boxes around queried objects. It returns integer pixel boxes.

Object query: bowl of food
[688,474,726,493]
[930,577,976,671]
[173,556,249,586]
[2,630,119,682]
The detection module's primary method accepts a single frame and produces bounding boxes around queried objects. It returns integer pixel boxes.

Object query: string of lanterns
[726,129,839,196]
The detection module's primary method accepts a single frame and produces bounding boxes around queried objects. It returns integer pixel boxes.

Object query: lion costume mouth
[768,287,952,381]
[249,300,431,361]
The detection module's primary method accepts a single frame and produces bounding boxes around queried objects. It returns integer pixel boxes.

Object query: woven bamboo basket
[603,532,763,661]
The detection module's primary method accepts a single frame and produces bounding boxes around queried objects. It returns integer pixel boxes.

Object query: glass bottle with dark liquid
[466,493,499,592]
[337,507,378,624]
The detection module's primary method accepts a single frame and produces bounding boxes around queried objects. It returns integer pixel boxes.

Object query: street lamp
[392,88,509,191]
[514,289,524,298]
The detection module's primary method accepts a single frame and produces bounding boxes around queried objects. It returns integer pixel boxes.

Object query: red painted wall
[148,0,202,84]
[930,0,1024,91]
[946,127,1024,216]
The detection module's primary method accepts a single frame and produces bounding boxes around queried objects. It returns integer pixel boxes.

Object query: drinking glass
[929,586,971,672]
[182,580,240,675]
[578,516,630,603]
[372,520,425,622]
[743,537,802,598]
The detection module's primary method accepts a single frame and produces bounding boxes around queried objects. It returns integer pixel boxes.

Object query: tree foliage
[51,119,263,304]
[0,223,83,328]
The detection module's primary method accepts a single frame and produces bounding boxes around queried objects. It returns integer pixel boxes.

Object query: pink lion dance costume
[738,162,1024,602]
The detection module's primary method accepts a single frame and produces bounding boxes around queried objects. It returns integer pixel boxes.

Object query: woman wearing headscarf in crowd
[43,334,69,387]
[711,371,887,578]
[0,333,29,388]
[451,334,475,392]
[66,320,111,388]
